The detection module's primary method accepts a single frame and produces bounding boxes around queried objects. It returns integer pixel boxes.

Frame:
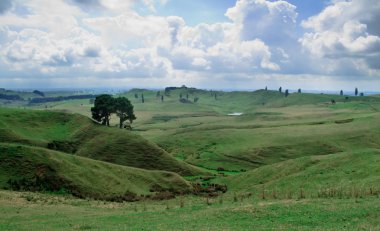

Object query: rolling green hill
[0,143,191,200]
[34,89,380,174]
[146,95,380,172]
[1,88,380,229]
[216,149,380,196]
[0,107,203,176]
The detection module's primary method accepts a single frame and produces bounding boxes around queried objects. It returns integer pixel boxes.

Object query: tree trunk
[106,115,110,126]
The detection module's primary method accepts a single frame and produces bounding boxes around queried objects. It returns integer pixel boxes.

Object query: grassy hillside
[52,89,375,173]
[155,111,380,171]
[0,143,191,200]
[0,107,203,176]
[215,149,380,196]
[19,89,380,174]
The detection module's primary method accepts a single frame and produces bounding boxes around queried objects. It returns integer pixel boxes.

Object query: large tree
[115,97,136,129]
[91,94,115,126]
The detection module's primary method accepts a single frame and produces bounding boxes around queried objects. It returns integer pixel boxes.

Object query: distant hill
[28,94,96,104]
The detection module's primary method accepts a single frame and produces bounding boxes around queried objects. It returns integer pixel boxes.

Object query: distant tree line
[0,94,24,101]
[265,86,364,98]
[0,94,24,100]
[29,94,97,104]
[91,94,136,129]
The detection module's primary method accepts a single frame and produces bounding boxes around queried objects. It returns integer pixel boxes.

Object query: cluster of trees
[277,87,290,97]
[132,89,200,104]
[269,86,364,98]
[91,95,136,129]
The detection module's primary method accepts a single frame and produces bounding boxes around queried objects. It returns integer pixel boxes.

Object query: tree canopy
[91,95,136,128]
[91,94,115,126]
[115,97,136,129]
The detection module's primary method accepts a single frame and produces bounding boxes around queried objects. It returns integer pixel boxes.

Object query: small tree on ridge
[115,97,136,129]
[91,94,115,126]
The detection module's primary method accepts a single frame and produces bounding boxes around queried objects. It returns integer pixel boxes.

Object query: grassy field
[0,190,378,230]
[1,87,380,229]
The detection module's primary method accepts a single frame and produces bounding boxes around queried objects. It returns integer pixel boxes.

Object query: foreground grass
[0,190,378,230]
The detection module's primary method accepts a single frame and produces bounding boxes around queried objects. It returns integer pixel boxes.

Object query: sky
[0,0,379,91]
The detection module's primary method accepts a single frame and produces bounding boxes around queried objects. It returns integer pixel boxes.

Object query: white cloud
[0,0,290,82]
[225,0,297,45]
[0,25,172,77]
[0,0,82,36]
[83,12,171,49]
[82,1,282,74]
[300,0,380,74]
[0,0,379,89]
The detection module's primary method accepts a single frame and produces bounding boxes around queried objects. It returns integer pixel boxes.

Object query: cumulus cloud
[162,23,280,72]
[82,1,282,74]
[226,0,297,45]
[83,12,172,49]
[0,0,291,81]
[1,26,172,77]
[0,0,82,36]
[0,0,379,88]
[300,0,380,74]
[2,28,97,72]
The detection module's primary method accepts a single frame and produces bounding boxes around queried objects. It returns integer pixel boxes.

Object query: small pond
[227,112,243,116]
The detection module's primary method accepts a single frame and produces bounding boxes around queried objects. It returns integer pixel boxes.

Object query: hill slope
[0,143,191,200]
[216,149,380,196]
[128,89,380,172]
[0,107,203,176]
